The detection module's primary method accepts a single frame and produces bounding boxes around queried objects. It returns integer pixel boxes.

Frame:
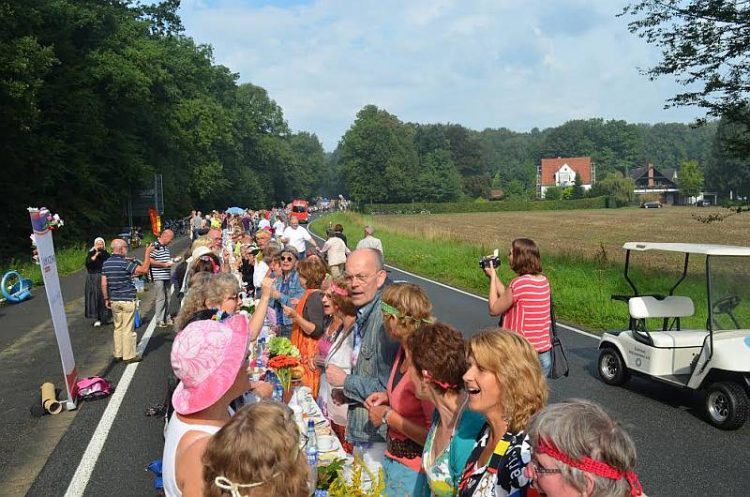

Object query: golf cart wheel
[598,347,630,386]
[704,382,749,430]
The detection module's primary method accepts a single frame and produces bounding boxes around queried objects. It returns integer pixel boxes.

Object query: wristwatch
[381,407,392,426]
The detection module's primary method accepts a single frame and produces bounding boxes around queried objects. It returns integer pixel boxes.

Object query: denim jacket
[343,292,400,443]
[270,269,305,327]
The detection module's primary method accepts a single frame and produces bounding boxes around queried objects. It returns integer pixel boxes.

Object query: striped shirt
[149,242,172,281]
[502,275,551,352]
[102,254,138,301]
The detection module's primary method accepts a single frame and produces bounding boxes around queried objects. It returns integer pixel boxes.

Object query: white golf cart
[598,242,750,430]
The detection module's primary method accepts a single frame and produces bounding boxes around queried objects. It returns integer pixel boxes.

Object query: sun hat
[187,245,213,264]
[171,314,250,415]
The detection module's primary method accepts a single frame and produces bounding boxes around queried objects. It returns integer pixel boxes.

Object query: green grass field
[312,212,721,332]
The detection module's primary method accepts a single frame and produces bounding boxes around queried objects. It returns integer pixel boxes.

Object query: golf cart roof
[623,242,750,257]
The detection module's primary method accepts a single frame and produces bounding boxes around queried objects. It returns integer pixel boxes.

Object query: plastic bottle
[305,419,318,495]
[254,339,266,370]
[272,382,283,403]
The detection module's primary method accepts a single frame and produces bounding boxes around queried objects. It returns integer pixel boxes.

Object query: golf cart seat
[629,296,706,347]
[629,296,695,320]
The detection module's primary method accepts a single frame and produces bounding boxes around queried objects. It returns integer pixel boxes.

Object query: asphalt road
[5,233,750,497]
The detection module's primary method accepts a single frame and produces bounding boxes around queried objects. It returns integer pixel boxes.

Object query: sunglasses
[281,256,295,262]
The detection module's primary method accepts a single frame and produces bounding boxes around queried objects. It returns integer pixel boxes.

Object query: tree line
[1,0,325,260]
[329,105,727,205]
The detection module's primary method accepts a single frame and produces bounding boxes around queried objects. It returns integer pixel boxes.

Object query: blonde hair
[381,283,433,337]
[204,273,240,308]
[466,328,548,433]
[174,272,214,331]
[191,236,213,252]
[202,402,308,497]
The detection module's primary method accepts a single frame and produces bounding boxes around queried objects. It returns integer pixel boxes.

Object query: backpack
[76,376,113,401]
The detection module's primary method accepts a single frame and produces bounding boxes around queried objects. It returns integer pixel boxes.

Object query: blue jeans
[382,456,429,497]
[539,350,552,378]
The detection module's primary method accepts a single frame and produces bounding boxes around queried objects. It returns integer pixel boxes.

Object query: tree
[544,185,563,200]
[678,160,704,197]
[416,150,463,202]
[706,115,750,198]
[592,172,635,205]
[571,172,586,199]
[339,105,418,204]
[622,1,750,153]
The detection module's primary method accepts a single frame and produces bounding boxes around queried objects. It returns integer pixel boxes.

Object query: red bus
[289,199,309,224]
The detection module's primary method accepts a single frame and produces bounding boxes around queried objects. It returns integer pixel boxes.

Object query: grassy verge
[3,232,157,290]
[312,212,712,332]
[3,244,88,288]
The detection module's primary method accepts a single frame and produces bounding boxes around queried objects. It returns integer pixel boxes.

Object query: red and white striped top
[502,275,552,353]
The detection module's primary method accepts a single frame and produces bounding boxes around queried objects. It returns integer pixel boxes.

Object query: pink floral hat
[171,314,249,415]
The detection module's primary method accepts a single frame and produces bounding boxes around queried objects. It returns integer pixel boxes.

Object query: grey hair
[527,399,638,497]
[204,273,241,307]
[364,225,375,235]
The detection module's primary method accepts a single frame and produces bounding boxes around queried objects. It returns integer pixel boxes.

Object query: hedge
[359,197,608,215]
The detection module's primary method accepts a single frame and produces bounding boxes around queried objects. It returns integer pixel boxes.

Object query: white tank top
[162,413,221,497]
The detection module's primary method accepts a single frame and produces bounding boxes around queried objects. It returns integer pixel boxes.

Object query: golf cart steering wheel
[712,295,740,315]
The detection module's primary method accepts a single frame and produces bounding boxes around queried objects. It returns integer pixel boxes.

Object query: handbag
[548,297,570,379]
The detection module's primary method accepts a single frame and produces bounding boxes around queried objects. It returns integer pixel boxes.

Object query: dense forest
[3,0,748,260]
[0,0,326,259]
[331,106,721,204]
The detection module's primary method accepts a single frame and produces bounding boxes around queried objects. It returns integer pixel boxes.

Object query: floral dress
[423,421,457,497]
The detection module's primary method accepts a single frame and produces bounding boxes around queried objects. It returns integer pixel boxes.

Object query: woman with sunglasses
[525,399,644,497]
[270,247,304,338]
[365,283,435,497]
[407,322,486,497]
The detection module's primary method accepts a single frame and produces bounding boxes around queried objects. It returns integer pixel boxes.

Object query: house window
[558,171,571,186]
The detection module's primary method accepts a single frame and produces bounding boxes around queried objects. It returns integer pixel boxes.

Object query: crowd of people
[85,208,644,497]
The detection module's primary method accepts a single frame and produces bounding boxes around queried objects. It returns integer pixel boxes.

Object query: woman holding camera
[484,238,552,377]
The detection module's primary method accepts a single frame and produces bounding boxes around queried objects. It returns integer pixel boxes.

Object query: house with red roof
[537,156,594,198]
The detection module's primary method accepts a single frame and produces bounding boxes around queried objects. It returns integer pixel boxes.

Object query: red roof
[540,157,592,186]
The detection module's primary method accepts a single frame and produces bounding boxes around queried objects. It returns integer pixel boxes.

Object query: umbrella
[226,207,245,215]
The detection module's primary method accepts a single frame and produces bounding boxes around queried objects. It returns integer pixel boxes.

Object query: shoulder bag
[548,296,570,379]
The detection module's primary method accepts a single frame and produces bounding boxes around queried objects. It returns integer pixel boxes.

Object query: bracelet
[381,407,392,426]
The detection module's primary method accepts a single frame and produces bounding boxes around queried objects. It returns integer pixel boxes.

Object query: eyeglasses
[345,272,376,284]
[530,460,562,475]
[281,256,295,262]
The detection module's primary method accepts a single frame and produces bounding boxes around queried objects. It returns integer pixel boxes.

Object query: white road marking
[311,228,600,341]
[64,311,159,497]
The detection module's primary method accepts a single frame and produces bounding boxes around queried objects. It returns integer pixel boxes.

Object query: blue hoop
[2,270,32,303]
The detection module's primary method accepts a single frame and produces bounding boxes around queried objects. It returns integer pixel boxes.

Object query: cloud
[179,0,704,150]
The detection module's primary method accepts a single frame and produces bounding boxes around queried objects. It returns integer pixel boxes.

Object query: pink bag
[76,376,113,401]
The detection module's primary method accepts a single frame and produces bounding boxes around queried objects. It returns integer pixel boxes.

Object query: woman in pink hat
[163,277,274,497]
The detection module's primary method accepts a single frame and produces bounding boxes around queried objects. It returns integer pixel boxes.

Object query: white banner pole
[29,207,78,410]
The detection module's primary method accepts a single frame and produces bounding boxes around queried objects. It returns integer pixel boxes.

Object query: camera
[479,249,501,269]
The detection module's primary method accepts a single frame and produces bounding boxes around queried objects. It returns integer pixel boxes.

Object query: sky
[178,0,703,150]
